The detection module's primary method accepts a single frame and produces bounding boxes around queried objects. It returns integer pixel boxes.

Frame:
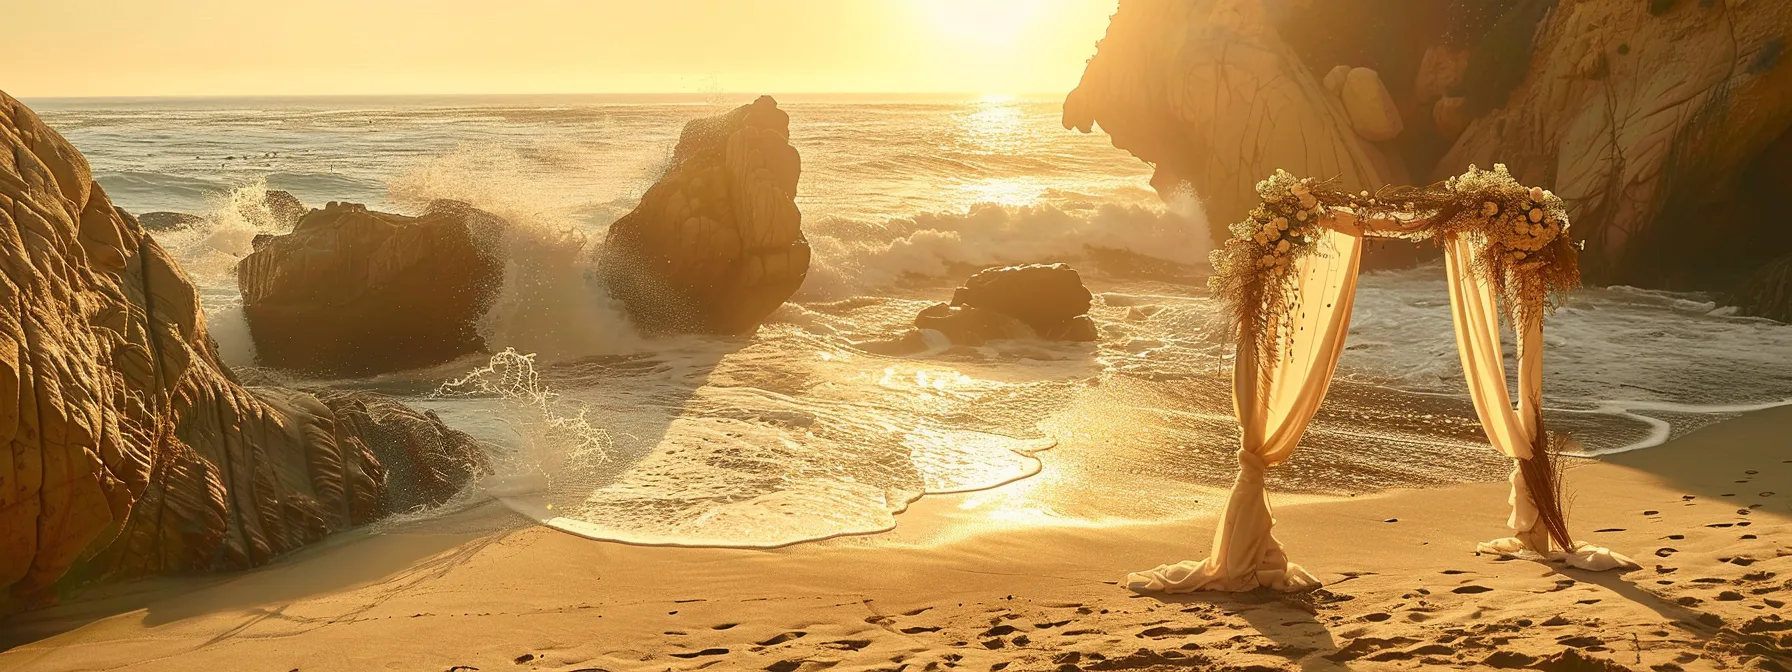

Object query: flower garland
[1211,164,1581,370]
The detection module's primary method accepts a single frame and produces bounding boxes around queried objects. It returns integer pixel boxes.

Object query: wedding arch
[1128,165,1639,594]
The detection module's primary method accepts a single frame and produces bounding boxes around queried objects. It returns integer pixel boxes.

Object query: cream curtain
[1443,236,1637,571]
[1127,224,1362,593]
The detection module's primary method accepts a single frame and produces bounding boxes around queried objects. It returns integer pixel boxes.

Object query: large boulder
[0,92,485,611]
[236,200,505,375]
[599,95,809,335]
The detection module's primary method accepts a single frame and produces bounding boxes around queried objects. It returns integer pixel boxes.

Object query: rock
[599,96,808,335]
[0,92,485,611]
[137,211,204,231]
[1438,0,1792,286]
[261,189,306,228]
[944,264,1099,342]
[1323,65,1352,96]
[913,303,1037,347]
[236,200,505,375]
[1063,0,1393,242]
[1432,96,1470,141]
[1340,67,1404,141]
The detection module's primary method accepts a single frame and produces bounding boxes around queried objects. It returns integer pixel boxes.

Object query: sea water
[31,94,1792,546]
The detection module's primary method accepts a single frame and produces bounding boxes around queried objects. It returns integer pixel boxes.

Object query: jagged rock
[261,189,306,229]
[599,95,808,335]
[1063,0,1393,242]
[1438,0,1792,286]
[1433,96,1470,141]
[237,200,505,375]
[1340,67,1405,141]
[0,92,485,611]
[949,264,1098,341]
[137,211,204,231]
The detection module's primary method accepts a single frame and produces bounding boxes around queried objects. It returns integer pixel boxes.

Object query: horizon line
[18,90,1072,103]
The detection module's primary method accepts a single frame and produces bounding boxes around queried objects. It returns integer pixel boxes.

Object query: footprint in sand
[1452,585,1495,594]
[669,648,729,659]
[823,640,872,651]
[1138,626,1208,638]
[899,626,942,634]
[757,632,807,646]
[1657,548,1678,557]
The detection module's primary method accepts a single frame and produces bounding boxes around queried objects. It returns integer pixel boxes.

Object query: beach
[4,405,1785,671]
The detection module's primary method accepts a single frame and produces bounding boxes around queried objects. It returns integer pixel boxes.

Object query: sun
[917,0,1053,46]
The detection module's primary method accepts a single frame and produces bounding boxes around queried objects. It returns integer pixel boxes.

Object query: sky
[4,0,1120,98]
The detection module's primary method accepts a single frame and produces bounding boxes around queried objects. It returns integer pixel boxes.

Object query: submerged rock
[599,95,808,335]
[137,211,205,231]
[236,199,505,375]
[0,92,485,611]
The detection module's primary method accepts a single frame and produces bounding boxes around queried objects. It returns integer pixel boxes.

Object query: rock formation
[0,92,485,612]
[236,200,505,375]
[599,95,808,335]
[1063,0,1398,241]
[1437,0,1792,288]
[1067,0,1792,292]
[947,264,1099,342]
[861,264,1101,354]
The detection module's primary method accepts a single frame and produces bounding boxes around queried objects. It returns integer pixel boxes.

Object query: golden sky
[7,0,1119,98]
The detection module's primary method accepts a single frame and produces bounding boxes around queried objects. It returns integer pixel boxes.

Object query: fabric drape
[1126,225,1362,593]
[1443,236,1637,571]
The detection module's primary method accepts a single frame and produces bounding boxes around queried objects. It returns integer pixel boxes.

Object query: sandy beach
[2,405,1785,672]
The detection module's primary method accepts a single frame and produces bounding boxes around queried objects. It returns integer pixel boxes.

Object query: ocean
[28,93,1792,547]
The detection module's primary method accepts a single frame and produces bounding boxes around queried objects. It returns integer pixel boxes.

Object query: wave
[800,195,1211,299]
[386,144,644,363]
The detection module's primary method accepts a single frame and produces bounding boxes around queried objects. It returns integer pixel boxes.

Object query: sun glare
[918,0,1052,46]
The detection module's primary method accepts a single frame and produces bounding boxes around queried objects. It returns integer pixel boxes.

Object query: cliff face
[598,96,809,335]
[1440,0,1792,288]
[238,200,505,376]
[0,93,483,610]
[1068,0,1792,291]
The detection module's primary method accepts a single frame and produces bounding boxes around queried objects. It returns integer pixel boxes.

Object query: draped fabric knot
[1236,450,1269,485]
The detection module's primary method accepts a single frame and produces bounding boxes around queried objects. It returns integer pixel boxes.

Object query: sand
[1,408,1788,672]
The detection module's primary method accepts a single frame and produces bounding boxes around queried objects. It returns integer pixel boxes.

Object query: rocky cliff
[237,200,505,375]
[599,96,809,335]
[1068,0,1792,295]
[0,92,484,611]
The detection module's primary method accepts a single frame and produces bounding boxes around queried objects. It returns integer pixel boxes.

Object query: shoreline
[2,407,1787,671]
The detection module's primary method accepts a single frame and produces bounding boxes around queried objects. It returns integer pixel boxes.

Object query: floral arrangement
[1211,164,1581,370]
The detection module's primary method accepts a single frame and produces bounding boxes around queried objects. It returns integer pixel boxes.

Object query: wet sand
[2,408,1788,671]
